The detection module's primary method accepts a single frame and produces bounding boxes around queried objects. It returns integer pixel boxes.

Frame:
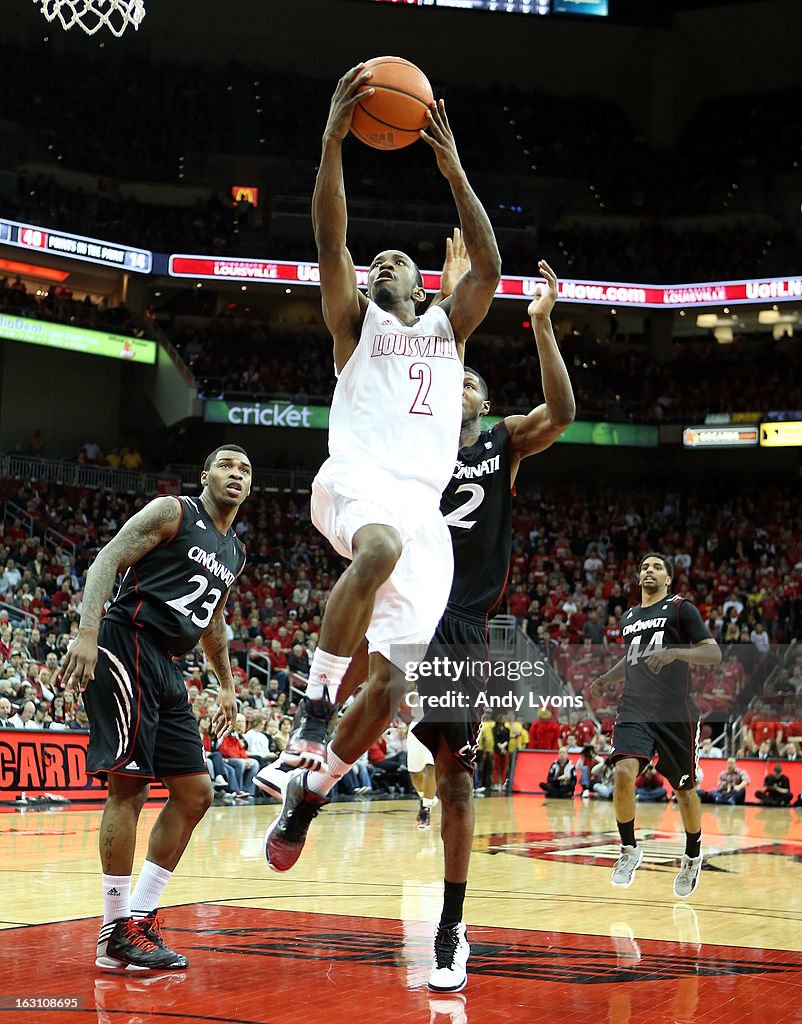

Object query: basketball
[351,56,434,151]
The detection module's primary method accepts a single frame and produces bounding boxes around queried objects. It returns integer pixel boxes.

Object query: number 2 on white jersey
[444,483,485,530]
[408,362,433,416]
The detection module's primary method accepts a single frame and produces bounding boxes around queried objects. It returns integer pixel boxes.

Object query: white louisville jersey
[327,298,463,504]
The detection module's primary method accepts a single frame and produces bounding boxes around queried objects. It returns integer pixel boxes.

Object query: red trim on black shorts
[160,770,211,781]
[609,751,649,762]
[91,767,157,780]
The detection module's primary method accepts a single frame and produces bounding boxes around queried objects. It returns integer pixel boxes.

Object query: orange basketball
[351,56,434,151]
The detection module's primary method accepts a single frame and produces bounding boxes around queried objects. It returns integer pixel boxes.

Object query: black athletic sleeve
[678,599,715,643]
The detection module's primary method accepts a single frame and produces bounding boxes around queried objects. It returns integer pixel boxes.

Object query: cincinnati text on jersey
[187,546,237,588]
[369,333,458,359]
[622,615,668,637]
[453,454,501,480]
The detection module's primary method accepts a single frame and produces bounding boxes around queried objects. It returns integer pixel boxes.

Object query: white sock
[307,744,354,796]
[102,873,131,925]
[130,859,173,917]
[305,648,351,703]
[422,797,434,809]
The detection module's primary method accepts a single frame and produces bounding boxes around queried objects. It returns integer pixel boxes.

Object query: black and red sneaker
[264,769,329,872]
[283,696,339,770]
[136,910,172,952]
[96,917,189,971]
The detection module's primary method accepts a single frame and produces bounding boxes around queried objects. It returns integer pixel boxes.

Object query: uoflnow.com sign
[168,253,802,309]
[0,731,168,801]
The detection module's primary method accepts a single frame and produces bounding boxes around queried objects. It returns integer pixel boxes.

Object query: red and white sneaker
[264,769,329,872]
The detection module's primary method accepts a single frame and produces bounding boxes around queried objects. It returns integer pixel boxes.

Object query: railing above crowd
[0,453,316,497]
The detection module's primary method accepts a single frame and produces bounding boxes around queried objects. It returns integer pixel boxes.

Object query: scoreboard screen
[367,0,608,15]
[0,217,152,273]
[552,0,607,14]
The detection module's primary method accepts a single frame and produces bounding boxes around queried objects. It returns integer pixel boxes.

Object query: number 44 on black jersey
[619,594,713,714]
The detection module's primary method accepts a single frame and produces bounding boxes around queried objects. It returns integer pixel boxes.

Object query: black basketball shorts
[411,609,488,776]
[84,619,206,781]
[610,711,700,791]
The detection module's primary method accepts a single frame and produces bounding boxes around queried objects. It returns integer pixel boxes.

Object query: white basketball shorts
[407,725,435,773]
[311,460,453,669]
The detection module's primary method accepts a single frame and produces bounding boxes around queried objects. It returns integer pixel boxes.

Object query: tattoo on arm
[80,498,182,631]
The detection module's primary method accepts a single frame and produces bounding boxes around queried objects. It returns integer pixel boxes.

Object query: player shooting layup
[262,64,501,873]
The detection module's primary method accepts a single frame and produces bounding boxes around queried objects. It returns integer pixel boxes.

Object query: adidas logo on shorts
[125,760,140,770]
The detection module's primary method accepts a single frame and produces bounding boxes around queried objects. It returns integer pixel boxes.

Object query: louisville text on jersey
[370,333,458,359]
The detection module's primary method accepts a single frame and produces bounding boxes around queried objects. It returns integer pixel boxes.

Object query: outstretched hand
[324,64,373,142]
[527,260,559,319]
[439,227,470,298]
[420,100,464,182]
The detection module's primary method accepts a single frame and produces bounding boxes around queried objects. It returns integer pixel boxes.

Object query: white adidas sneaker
[428,923,470,993]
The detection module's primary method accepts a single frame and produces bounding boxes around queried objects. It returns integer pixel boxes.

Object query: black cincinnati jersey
[619,595,713,714]
[440,421,512,618]
[103,495,246,656]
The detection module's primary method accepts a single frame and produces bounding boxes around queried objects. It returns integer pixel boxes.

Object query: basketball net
[33,0,146,37]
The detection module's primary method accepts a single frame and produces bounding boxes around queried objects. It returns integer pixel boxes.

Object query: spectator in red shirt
[50,580,73,610]
[507,584,530,623]
[229,656,248,685]
[218,713,259,795]
[268,638,290,690]
[749,718,783,749]
[635,764,667,802]
[573,718,598,746]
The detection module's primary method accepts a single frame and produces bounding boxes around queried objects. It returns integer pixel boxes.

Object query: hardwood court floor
[1,794,801,1024]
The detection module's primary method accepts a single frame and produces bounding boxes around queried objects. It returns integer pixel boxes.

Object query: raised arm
[504,260,575,482]
[430,227,470,307]
[312,64,371,373]
[59,496,182,691]
[421,100,501,347]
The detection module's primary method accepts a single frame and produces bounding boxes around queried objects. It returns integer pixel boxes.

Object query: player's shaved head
[204,445,250,472]
[464,367,489,400]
